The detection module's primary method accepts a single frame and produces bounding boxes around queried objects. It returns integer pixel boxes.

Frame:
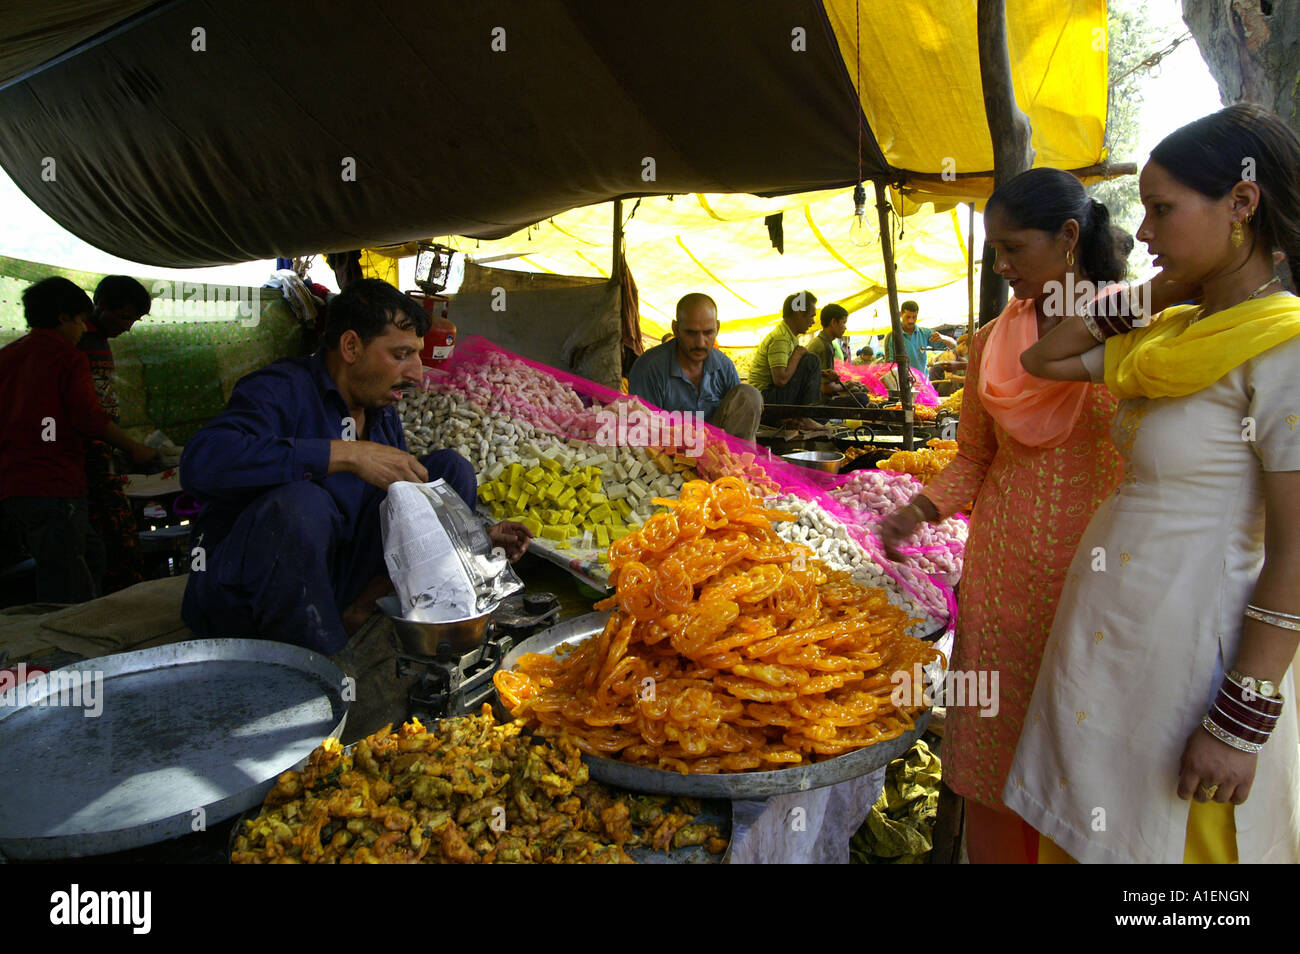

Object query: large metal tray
[499,613,933,799]
[0,639,348,860]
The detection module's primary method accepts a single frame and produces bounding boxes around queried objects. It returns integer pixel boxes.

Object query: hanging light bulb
[848,183,870,247]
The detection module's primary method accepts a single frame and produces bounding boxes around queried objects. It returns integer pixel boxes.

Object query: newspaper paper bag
[381,479,523,620]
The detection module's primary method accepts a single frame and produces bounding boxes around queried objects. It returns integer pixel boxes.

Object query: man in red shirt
[80,275,156,593]
[0,278,157,602]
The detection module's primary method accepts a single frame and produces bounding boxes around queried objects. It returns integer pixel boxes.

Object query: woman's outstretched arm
[1021,277,1199,381]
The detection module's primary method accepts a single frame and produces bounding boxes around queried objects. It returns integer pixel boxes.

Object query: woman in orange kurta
[880,168,1133,863]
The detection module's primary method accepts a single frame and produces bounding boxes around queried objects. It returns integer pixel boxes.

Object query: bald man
[627,293,761,442]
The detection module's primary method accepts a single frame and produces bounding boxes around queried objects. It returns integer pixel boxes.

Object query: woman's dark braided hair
[985,167,1126,286]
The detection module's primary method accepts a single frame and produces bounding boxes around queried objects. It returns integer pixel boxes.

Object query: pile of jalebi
[884,403,939,423]
[494,477,942,774]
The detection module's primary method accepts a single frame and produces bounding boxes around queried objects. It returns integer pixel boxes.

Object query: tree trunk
[977,0,1036,325]
[1182,0,1300,124]
[1182,1,1300,289]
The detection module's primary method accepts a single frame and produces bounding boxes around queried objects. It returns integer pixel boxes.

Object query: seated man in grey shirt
[627,293,762,442]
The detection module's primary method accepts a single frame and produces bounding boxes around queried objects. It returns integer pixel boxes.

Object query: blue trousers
[181,450,476,654]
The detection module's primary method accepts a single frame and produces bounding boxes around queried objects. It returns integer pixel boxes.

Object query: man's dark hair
[93,275,152,315]
[22,277,93,329]
[821,303,848,328]
[782,290,817,319]
[900,300,919,314]
[322,278,432,350]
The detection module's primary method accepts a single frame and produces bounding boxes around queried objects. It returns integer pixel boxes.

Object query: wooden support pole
[905,160,1137,185]
[874,180,914,452]
[976,0,1035,326]
[612,198,624,280]
[967,201,976,342]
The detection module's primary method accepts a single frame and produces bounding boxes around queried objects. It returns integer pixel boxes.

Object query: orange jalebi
[494,477,943,774]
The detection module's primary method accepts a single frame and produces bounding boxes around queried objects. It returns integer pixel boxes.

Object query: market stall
[0,0,1108,868]
[0,331,967,864]
[395,336,966,624]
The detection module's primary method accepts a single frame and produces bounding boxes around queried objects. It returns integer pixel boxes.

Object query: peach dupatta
[978,297,1091,449]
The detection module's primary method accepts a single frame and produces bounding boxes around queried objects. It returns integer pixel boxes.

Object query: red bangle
[1220,678,1284,716]
[1215,691,1279,731]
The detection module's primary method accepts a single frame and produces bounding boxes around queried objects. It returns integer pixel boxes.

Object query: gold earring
[1231,221,1245,248]
[1065,249,1075,268]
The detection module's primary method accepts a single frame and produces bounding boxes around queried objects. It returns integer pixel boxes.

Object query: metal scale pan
[499,613,934,800]
[0,639,348,860]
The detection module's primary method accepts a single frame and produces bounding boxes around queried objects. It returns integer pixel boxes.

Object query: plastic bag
[381,478,523,620]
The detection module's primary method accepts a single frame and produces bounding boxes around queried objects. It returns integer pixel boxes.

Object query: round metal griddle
[0,639,348,860]
[499,613,934,799]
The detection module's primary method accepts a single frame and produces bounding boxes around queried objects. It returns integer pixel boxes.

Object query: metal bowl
[376,595,498,656]
[780,450,845,474]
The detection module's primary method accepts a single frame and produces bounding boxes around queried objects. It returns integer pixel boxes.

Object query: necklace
[1188,276,1282,325]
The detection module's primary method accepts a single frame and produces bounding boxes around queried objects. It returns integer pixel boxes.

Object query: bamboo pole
[874,180,913,452]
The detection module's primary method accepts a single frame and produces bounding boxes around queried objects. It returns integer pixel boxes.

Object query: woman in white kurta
[1011,104,1300,864]
[1007,333,1300,863]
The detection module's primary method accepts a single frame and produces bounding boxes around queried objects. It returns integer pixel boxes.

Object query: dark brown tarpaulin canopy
[0,0,889,267]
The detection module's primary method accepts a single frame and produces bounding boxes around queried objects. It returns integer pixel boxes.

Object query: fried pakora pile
[495,477,942,774]
[231,707,725,864]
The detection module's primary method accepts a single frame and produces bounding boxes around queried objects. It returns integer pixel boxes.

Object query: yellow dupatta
[1104,294,1300,399]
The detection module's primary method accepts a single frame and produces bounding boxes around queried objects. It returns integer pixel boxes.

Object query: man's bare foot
[341,602,376,637]
[341,574,395,636]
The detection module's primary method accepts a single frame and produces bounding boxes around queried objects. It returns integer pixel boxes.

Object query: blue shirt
[883,326,946,373]
[628,341,741,421]
[180,352,406,550]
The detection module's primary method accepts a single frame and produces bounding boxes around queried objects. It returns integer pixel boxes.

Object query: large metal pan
[0,639,348,860]
[498,613,935,799]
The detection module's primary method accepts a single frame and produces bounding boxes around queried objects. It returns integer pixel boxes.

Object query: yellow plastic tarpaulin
[824,0,1108,203]
[437,188,970,345]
